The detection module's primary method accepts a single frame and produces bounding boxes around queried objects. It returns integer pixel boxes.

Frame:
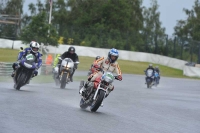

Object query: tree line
[0,0,200,62]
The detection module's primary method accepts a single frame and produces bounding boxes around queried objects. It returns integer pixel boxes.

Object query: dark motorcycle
[144,69,154,88]
[13,53,37,90]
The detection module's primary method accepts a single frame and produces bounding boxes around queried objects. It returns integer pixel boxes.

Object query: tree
[0,0,23,39]
[28,3,36,16]
[65,0,144,50]
[174,0,200,62]
[20,11,59,46]
[52,0,69,36]
[142,0,165,54]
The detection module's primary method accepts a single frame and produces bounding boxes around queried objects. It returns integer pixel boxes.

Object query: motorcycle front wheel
[80,98,88,109]
[15,72,26,90]
[90,90,105,112]
[60,73,67,89]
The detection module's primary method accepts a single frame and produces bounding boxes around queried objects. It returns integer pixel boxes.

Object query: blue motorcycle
[154,72,160,87]
[13,54,37,90]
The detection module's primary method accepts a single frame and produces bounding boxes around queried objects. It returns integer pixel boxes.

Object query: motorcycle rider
[11,41,42,77]
[96,56,101,60]
[19,47,23,52]
[80,48,122,97]
[88,56,101,75]
[154,66,160,75]
[145,64,155,84]
[154,66,160,82]
[52,54,61,76]
[91,56,101,68]
[53,54,61,68]
[56,46,79,82]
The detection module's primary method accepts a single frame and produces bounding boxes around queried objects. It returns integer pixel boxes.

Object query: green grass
[118,59,185,78]
[0,48,199,79]
[0,48,19,62]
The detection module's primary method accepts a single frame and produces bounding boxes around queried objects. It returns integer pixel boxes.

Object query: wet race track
[0,71,200,133]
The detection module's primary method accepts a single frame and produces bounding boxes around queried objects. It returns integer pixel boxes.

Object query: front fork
[93,84,107,100]
[60,71,70,81]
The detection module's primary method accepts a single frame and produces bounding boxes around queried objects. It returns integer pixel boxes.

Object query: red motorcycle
[79,72,120,112]
[87,63,100,76]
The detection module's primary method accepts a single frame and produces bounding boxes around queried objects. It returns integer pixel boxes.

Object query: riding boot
[70,69,75,82]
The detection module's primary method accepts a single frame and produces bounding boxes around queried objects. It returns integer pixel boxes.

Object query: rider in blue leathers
[11,41,42,77]
[154,66,160,83]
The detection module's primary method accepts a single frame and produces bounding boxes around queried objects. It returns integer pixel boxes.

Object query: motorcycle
[144,69,154,88]
[154,71,160,87]
[13,53,37,90]
[87,64,99,76]
[79,72,120,112]
[58,57,79,89]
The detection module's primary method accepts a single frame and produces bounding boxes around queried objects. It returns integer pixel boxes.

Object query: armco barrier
[0,38,187,70]
[1,38,200,77]
[183,65,200,77]
[0,62,13,76]
[0,62,53,76]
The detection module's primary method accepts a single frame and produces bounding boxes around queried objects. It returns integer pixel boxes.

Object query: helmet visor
[32,47,39,52]
[111,55,117,60]
[70,50,74,54]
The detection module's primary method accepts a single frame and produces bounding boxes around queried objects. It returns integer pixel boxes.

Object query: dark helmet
[68,46,75,53]
[95,56,101,60]
[149,64,153,68]
[155,66,159,69]
[108,48,119,63]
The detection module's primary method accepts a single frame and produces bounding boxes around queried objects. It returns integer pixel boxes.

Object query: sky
[142,0,195,36]
[23,0,195,36]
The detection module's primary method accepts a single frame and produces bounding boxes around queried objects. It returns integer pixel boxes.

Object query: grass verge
[0,48,199,79]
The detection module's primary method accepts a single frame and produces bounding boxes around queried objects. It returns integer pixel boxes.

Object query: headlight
[24,62,32,68]
[67,65,71,68]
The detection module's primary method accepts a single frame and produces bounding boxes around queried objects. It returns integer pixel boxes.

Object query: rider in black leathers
[154,66,160,75]
[57,46,79,82]
[145,64,155,84]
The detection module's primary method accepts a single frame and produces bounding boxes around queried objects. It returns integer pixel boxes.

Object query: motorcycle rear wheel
[147,82,152,88]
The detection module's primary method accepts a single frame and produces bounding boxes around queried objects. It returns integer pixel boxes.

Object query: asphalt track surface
[0,71,200,133]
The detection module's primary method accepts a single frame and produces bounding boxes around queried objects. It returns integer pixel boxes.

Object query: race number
[26,54,34,60]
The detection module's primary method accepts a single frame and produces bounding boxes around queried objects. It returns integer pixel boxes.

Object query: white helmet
[29,41,35,47]
[30,41,40,53]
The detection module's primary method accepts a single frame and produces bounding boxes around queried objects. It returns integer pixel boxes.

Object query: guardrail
[0,62,13,76]
[0,62,53,76]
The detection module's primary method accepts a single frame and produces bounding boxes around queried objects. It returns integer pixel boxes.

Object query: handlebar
[59,57,80,64]
[114,76,121,81]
